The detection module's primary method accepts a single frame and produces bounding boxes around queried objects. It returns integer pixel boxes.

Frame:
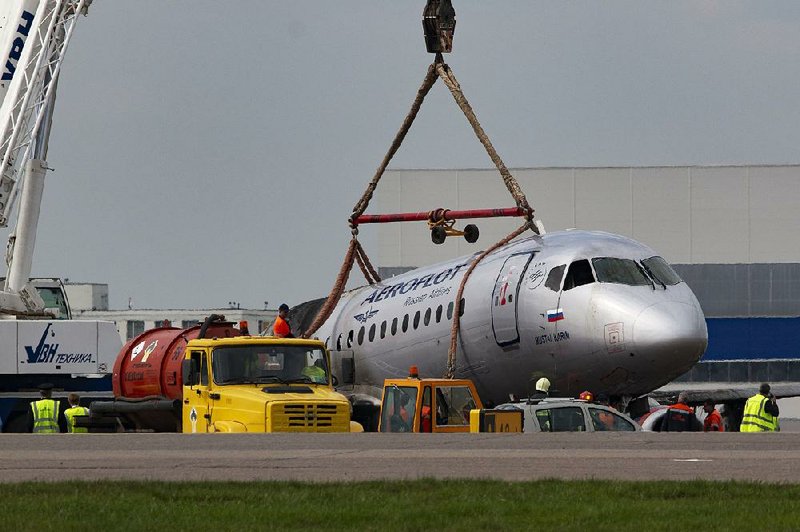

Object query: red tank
[112,322,241,400]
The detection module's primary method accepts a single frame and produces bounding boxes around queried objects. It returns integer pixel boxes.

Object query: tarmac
[2,431,800,483]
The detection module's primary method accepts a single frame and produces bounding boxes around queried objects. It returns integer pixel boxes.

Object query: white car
[495,398,641,432]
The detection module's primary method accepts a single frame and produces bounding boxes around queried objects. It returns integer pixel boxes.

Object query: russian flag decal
[547,308,564,322]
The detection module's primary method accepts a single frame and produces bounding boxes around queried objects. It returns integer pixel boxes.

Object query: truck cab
[181,336,354,433]
[378,374,482,433]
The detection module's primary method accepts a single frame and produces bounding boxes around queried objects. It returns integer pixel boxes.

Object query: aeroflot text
[361,264,467,305]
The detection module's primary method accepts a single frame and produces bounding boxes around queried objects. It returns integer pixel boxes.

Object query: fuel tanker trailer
[81,315,358,433]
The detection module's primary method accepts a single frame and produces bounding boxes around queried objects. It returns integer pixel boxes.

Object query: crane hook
[423,0,456,54]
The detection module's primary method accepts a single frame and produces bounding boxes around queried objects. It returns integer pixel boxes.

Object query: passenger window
[380,321,387,339]
[459,298,465,317]
[545,265,566,291]
[592,257,650,286]
[391,318,398,336]
[535,407,586,432]
[424,308,431,326]
[347,330,353,348]
[563,260,595,291]
[357,326,365,346]
[436,305,443,323]
[369,324,376,342]
[402,314,409,333]
[336,334,342,351]
[413,311,421,330]
[447,302,454,320]
[641,256,682,286]
[589,408,636,431]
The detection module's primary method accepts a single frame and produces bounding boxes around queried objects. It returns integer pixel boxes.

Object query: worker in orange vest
[272,303,293,338]
[702,399,724,432]
[662,392,703,431]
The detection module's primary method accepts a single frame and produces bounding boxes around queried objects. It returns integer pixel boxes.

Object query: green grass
[1,480,799,531]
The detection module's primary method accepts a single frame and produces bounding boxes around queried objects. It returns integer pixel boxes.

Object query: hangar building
[373,165,800,384]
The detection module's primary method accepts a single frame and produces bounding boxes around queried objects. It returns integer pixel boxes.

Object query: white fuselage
[317,230,708,405]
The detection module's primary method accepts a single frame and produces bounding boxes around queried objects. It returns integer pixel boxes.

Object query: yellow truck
[377,367,522,433]
[86,318,359,433]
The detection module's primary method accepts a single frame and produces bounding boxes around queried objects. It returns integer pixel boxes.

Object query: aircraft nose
[632,301,708,372]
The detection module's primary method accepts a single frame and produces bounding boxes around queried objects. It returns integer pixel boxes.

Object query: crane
[0,0,91,316]
[0,0,122,433]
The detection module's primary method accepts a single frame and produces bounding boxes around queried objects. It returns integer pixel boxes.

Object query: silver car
[496,398,641,432]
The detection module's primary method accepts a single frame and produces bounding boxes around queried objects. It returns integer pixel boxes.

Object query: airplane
[293,229,708,408]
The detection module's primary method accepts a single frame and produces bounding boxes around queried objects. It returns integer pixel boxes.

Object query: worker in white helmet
[530,377,551,402]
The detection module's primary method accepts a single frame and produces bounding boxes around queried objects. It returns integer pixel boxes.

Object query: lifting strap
[304,55,539,381]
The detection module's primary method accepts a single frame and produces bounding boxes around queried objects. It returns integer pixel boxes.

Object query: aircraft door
[330,349,355,390]
[491,252,534,346]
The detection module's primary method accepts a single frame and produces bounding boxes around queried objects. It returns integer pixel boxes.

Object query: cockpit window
[545,265,566,292]
[563,260,595,291]
[641,256,682,286]
[592,258,651,286]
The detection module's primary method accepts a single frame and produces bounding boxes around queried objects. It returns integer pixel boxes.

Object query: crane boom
[0,0,90,314]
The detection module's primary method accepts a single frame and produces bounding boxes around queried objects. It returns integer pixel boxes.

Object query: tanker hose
[198,313,226,339]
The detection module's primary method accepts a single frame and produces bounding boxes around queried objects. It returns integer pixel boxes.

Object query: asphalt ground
[2,431,800,483]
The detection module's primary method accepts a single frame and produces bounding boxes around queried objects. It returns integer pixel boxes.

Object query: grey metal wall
[674,263,800,318]
[375,165,800,269]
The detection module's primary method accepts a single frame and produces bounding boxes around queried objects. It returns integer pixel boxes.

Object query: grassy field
[2,479,799,531]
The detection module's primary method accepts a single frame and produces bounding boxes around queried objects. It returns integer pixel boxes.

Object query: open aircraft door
[330,349,355,390]
[491,252,534,346]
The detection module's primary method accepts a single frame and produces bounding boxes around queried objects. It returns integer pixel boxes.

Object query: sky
[13,1,800,310]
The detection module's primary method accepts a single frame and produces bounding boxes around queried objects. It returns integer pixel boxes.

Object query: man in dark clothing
[661,392,703,432]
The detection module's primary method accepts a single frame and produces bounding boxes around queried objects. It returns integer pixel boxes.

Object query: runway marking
[672,459,713,462]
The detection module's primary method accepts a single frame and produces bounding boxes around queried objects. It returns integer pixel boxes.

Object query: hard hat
[535,377,551,393]
[579,390,593,402]
[279,303,289,312]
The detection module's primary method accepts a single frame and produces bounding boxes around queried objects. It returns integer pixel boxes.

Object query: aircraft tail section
[288,296,327,337]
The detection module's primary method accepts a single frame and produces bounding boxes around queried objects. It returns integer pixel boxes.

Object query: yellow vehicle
[87,319,359,433]
[181,336,357,433]
[378,367,521,433]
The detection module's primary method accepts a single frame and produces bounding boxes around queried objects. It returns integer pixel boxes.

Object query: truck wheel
[431,226,447,245]
[464,224,479,243]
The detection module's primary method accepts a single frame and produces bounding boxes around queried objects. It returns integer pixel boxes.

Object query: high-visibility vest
[64,406,90,433]
[31,399,60,433]
[740,394,777,432]
[273,316,291,337]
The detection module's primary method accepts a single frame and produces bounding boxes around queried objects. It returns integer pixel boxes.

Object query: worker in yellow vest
[740,383,780,432]
[27,383,66,433]
[64,393,90,433]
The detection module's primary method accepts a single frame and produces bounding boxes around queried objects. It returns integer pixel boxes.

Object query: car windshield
[212,345,329,385]
[592,257,651,286]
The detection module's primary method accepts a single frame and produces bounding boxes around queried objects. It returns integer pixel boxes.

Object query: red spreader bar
[352,207,525,225]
